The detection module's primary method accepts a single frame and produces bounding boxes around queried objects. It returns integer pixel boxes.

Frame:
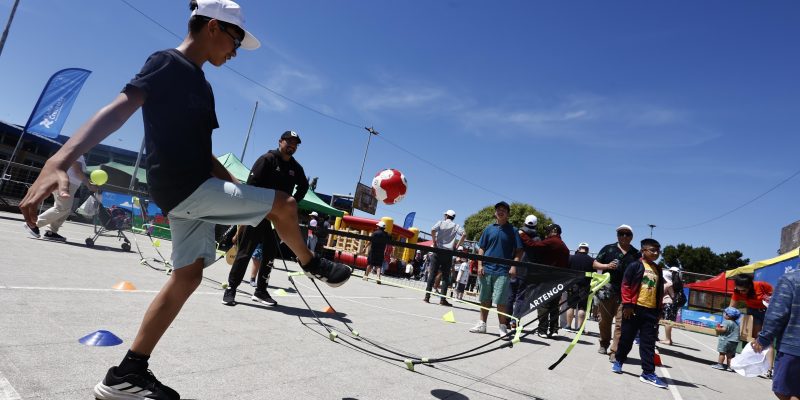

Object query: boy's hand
[477,264,484,276]
[19,162,70,226]
[509,266,517,278]
[751,341,765,353]
[622,307,634,319]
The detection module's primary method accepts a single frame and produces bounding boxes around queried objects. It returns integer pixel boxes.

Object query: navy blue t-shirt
[125,49,219,213]
[368,229,391,265]
[478,223,522,275]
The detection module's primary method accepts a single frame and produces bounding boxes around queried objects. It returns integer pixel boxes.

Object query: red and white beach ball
[371,169,407,205]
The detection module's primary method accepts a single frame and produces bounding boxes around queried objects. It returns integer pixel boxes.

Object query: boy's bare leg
[250,259,260,281]
[480,302,490,322]
[497,304,509,326]
[130,259,204,355]
[267,193,313,265]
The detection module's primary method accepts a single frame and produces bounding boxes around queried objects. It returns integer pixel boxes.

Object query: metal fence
[0,159,49,210]
[0,159,151,216]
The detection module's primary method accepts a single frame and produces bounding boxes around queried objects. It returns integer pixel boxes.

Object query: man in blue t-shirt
[469,201,523,339]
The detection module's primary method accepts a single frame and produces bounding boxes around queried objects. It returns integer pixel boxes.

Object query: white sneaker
[469,321,487,333]
[499,324,509,338]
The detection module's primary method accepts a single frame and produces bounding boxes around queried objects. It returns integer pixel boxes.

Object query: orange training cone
[323,306,336,314]
[654,352,663,367]
[112,281,137,291]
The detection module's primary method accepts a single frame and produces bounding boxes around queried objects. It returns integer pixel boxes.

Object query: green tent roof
[217,153,250,183]
[298,189,344,218]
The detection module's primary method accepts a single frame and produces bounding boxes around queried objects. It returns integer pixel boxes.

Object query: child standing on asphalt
[712,307,742,371]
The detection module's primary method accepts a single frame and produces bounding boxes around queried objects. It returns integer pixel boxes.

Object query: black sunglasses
[617,231,633,237]
[218,23,242,51]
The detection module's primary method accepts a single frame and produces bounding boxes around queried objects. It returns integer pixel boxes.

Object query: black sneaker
[23,223,40,239]
[301,257,352,287]
[43,230,66,241]
[222,288,236,305]
[439,299,452,307]
[251,290,277,306]
[93,366,179,400]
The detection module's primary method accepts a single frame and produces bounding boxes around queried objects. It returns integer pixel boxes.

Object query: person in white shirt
[24,155,95,241]
[455,258,471,300]
[423,210,466,306]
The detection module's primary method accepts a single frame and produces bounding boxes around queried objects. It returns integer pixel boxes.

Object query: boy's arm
[20,90,144,225]
[211,155,237,183]
[756,276,794,349]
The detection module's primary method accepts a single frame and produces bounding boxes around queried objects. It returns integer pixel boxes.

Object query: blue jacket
[757,270,800,356]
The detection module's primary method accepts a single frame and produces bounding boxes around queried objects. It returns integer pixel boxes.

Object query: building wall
[780,220,800,254]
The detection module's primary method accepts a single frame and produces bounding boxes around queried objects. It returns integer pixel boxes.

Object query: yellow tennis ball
[90,169,108,185]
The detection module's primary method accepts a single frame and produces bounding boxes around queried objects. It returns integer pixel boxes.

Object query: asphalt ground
[0,211,776,400]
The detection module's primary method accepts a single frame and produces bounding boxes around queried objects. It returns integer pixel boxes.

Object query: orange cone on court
[654,351,663,367]
[323,306,336,314]
[112,281,136,291]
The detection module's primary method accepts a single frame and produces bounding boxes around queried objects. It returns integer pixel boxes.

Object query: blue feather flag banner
[402,212,416,229]
[24,68,91,138]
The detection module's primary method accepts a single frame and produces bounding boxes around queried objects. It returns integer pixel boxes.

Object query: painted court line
[0,371,22,400]
[658,364,684,400]
[0,285,420,300]
[675,328,718,354]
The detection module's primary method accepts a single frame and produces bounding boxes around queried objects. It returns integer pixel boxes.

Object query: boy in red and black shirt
[611,238,668,389]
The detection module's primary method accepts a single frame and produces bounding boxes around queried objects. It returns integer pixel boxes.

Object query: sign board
[353,182,377,215]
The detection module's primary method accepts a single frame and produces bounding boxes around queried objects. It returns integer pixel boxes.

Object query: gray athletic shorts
[168,178,275,269]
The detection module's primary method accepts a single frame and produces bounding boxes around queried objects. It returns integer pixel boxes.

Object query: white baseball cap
[445,210,456,217]
[524,215,538,227]
[578,242,589,249]
[309,211,319,217]
[669,266,680,272]
[192,0,261,50]
[376,221,386,228]
[616,224,634,234]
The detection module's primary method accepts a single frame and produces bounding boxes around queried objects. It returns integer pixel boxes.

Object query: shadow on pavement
[658,342,700,352]
[658,346,716,366]
[431,388,469,399]
[0,214,25,223]
[236,301,353,322]
[38,237,132,253]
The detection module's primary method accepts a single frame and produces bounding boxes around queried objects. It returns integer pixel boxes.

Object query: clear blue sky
[1,0,798,263]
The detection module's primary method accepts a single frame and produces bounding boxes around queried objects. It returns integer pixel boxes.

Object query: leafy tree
[463,202,553,241]
[661,244,750,276]
[719,250,750,270]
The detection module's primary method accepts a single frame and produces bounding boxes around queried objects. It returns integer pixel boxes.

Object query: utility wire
[116,0,615,226]
[662,166,800,230]
[117,0,792,231]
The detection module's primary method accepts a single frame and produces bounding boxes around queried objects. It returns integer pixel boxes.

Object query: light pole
[648,224,656,238]
[357,126,379,184]
[0,0,21,59]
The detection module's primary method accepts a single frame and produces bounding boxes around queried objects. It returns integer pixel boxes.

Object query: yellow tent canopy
[726,247,800,278]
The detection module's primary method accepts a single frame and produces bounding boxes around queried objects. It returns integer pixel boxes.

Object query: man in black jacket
[223,130,309,306]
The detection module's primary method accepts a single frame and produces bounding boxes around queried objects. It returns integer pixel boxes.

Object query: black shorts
[662,303,678,321]
[567,287,588,309]
[457,282,467,292]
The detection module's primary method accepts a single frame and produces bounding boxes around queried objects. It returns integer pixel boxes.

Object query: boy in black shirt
[19,2,350,399]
